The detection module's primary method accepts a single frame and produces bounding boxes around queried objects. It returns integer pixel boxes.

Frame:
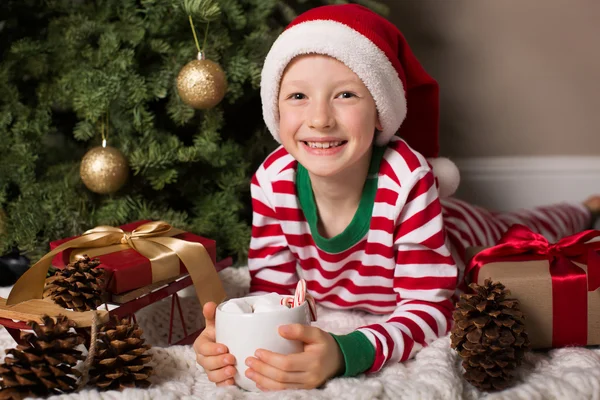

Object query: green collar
[296,145,386,254]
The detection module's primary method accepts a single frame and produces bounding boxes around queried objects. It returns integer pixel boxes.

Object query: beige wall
[386,0,600,157]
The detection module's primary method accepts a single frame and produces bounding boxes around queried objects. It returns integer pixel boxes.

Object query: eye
[289,93,306,100]
[338,92,356,99]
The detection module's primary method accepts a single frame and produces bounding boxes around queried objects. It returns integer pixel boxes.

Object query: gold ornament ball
[80,146,129,194]
[176,56,227,109]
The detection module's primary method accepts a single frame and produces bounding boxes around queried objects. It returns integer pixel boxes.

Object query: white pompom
[426,157,461,198]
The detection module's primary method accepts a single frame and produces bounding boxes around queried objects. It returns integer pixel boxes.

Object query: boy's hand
[244,324,344,391]
[193,302,237,386]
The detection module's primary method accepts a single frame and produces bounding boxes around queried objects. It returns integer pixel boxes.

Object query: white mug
[215,295,311,392]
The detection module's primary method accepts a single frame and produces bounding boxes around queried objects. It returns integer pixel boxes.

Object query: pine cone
[88,317,152,391]
[0,315,85,400]
[44,255,105,312]
[451,280,531,392]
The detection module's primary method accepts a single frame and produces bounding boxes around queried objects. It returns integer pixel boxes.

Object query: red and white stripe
[248,137,591,373]
[441,197,591,294]
[249,138,457,372]
[293,279,306,308]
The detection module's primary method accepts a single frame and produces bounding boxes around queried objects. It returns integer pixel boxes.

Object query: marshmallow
[220,293,291,314]
[252,293,288,313]
[252,302,288,313]
[221,299,253,314]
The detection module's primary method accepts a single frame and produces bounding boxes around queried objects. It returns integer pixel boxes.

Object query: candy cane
[280,296,293,308]
[306,294,317,321]
[293,279,306,308]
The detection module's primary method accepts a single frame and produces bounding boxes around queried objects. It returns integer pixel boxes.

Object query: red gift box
[49,220,216,294]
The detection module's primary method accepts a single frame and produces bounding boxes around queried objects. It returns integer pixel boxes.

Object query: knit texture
[2,267,600,400]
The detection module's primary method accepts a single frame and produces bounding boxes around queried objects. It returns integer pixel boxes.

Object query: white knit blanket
[1,267,600,400]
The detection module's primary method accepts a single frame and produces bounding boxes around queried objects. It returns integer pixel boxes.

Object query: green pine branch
[0,0,386,264]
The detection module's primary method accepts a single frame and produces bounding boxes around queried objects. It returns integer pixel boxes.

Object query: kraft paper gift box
[465,224,600,349]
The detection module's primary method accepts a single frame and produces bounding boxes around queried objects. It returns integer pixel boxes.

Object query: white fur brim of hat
[261,20,406,147]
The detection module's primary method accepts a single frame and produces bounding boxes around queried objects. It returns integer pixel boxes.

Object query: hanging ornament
[177,51,227,109]
[80,146,128,194]
[80,113,129,194]
[0,247,30,287]
[176,17,227,109]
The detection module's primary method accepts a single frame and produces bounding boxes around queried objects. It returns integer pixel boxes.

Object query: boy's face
[278,54,382,178]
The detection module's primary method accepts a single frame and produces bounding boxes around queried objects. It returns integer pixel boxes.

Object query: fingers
[193,328,216,353]
[246,371,305,391]
[206,363,237,385]
[252,349,311,372]
[198,341,229,357]
[195,345,237,385]
[278,324,322,344]
[207,366,236,385]
[203,302,217,327]
[216,378,235,387]
[245,356,306,386]
[192,305,237,387]
[193,303,218,351]
[201,352,235,371]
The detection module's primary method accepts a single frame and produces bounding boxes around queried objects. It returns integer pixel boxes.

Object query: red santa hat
[260,4,460,197]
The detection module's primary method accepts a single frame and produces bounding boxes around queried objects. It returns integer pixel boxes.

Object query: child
[194,4,600,391]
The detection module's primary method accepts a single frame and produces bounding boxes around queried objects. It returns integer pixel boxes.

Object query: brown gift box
[466,250,600,349]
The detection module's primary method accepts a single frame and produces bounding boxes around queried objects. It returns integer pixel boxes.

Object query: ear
[375,114,383,131]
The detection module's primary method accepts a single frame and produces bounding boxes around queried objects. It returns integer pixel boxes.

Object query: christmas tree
[0,0,388,263]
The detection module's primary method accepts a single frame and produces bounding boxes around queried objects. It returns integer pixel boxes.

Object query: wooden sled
[0,257,233,346]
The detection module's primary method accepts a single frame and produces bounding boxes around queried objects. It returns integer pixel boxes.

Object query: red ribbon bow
[466,224,600,348]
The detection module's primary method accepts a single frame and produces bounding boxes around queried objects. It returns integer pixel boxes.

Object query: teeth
[306,141,343,149]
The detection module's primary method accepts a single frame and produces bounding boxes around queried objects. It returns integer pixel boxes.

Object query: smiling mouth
[302,141,347,149]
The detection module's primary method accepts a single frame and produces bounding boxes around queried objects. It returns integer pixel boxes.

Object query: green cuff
[330,331,375,377]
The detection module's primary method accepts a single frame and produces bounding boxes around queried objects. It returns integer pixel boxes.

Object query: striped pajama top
[248,137,457,372]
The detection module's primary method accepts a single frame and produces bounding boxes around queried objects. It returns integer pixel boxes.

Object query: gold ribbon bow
[7,221,226,307]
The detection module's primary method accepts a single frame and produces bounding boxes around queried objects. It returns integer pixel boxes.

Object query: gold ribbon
[6,221,226,307]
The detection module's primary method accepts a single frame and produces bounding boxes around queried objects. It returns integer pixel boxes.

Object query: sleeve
[247,171,299,295]
[333,168,458,375]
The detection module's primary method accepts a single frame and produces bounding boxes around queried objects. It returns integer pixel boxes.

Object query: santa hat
[260,4,460,197]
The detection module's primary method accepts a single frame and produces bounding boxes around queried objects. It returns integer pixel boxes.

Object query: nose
[308,98,335,131]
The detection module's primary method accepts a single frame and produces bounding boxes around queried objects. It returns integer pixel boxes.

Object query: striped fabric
[247,137,591,372]
[441,197,591,293]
